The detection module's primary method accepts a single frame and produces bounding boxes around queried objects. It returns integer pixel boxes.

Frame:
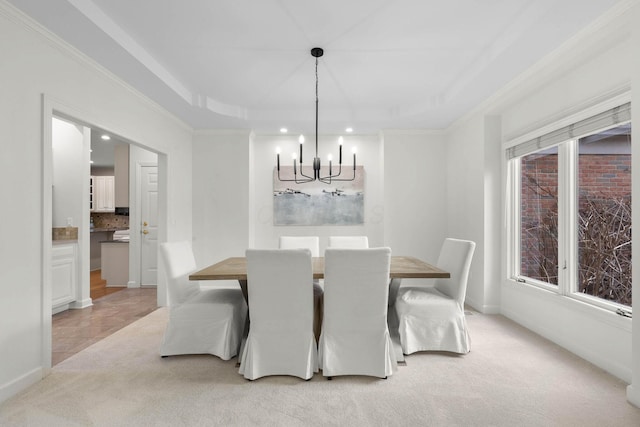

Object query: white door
[140,165,158,286]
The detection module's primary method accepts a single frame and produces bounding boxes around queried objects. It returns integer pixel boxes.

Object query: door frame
[42,94,166,372]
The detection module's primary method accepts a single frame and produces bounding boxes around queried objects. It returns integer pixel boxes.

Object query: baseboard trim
[0,367,42,404]
[628,385,640,408]
[465,297,500,314]
[502,305,632,383]
[69,298,93,309]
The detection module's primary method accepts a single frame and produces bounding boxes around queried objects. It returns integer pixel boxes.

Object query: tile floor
[52,286,157,365]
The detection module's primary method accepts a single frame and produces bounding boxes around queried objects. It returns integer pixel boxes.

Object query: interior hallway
[51,270,157,365]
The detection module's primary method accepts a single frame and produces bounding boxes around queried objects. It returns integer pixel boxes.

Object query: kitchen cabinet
[101,241,129,287]
[52,242,77,313]
[92,175,115,212]
[90,229,113,270]
[89,176,94,210]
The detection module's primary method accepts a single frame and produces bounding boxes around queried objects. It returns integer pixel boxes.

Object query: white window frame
[506,94,632,314]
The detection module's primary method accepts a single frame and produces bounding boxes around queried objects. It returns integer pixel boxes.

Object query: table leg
[238,279,248,302]
[388,277,401,306]
[237,279,249,367]
[387,277,405,364]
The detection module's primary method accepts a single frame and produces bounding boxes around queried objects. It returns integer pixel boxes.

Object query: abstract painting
[273,166,364,225]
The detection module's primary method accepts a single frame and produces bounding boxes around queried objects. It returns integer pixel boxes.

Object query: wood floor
[52,270,157,366]
[89,269,124,299]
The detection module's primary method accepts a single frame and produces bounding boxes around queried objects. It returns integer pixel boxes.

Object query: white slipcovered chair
[278,236,323,341]
[319,247,397,379]
[159,241,247,360]
[327,235,369,249]
[395,238,476,355]
[239,249,318,380]
[279,236,320,256]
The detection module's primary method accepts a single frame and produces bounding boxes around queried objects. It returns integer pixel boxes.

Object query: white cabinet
[92,175,115,212]
[89,176,94,211]
[52,243,77,313]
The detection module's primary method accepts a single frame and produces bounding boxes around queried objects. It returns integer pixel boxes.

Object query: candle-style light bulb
[352,147,357,170]
[338,136,343,164]
[298,135,304,164]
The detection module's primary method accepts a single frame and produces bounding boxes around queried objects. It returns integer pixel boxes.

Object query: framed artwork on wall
[273,166,364,226]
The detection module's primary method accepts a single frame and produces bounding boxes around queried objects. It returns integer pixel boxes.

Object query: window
[577,125,631,306]
[508,102,632,311]
[520,147,559,286]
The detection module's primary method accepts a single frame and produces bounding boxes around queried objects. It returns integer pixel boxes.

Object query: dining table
[189,255,449,363]
[189,255,449,298]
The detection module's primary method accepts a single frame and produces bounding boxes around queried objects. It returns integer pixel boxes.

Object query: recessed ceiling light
[280,128,288,133]
[101,134,111,140]
[345,127,353,133]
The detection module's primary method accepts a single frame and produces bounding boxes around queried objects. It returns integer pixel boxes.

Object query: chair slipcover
[279,236,324,341]
[327,235,369,249]
[395,238,476,354]
[279,236,320,256]
[159,241,247,360]
[239,249,318,380]
[319,248,397,378]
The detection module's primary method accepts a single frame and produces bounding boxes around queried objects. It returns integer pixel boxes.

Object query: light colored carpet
[1,308,639,426]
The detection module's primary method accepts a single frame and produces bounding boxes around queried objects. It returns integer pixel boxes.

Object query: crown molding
[445,0,636,135]
[0,0,192,133]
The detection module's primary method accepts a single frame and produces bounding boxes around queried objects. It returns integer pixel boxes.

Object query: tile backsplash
[92,213,129,229]
[52,227,78,241]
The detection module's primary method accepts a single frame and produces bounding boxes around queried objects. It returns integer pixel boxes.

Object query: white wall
[0,3,192,402]
[192,131,251,280]
[383,131,448,279]
[52,118,85,228]
[191,129,449,278]
[447,1,640,381]
[445,115,488,312]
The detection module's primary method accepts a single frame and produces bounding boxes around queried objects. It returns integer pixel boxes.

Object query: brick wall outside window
[520,146,631,306]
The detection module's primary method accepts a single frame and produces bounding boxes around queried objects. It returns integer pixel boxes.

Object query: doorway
[89,135,159,290]
[45,102,164,369]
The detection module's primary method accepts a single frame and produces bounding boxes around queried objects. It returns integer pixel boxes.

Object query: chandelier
[276,47,357,184]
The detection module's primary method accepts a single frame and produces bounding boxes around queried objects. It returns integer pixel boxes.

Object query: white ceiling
[90,130,125,168]
[9,0,622,134]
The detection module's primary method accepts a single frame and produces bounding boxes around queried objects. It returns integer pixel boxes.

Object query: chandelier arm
[298,163,314,180]
[318,163,342,180]
[277,167,315,183]
[295,175,315,184]
[277,169,306,182]
[319,166,356,182]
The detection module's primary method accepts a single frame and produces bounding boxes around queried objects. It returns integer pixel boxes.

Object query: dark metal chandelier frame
[276,47,356,184]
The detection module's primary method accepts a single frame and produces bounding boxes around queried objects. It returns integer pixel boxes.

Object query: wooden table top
[189,255,449,281]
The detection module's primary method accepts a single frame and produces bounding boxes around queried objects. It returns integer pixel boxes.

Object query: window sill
[504,278,632,332]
